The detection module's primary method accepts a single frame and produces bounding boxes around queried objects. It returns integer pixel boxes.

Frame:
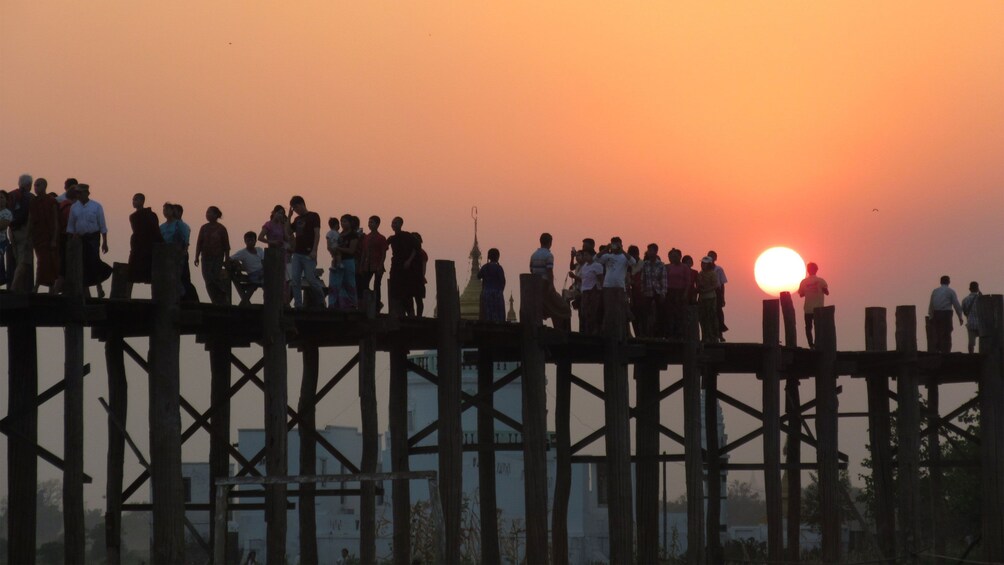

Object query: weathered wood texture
[389,340,411,565]
[208,339,231,564]
[895,306,920,563]
[149,243,186,564]
[263,248,288,565]
[435,261,463,565]
[519,274,550,564]
[602,286,633,565]
[478,348,501,565]
[780,291,797,347]
[105,334,128,565]
[634,359,660,565]
[704,369,722,564]
[298,344,319,565]
[814,306,840,563]
[761,299,783,563]
[682,305,705,564]
[63,236,86,564]
[7,319,38,565]
[359,305,379,565]
[978,294,1004,562]
[926,377,944,564]
[864,307,895,562]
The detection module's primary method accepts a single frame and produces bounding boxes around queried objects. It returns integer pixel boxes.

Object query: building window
[183,477,192,503]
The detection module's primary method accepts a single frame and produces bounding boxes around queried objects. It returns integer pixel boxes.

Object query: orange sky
[2,2,1003,504]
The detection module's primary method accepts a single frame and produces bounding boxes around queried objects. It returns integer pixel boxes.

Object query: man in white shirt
[66,184,110,292]
[928,275,964,353]
[572,249,604,334]
[596,237,637,337]
[529,232,571,328]
[797,262,829,349]
[708,250,728,335]
[230,231,265,285]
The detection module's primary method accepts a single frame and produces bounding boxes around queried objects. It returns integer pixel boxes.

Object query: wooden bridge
[2,242,1002,564]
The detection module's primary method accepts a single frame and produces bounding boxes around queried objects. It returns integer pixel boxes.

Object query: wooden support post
[263,247,288,565]
[602,284,633,565]
[149,243,186,564]
[435,261,463,565]
[110,261,133,299]
[895,306,920,564]
[682,305,705,564]
[479,347,501,565]
[785,374,801,562]
[105,333,128,565]
[761,299,783,563]
[864,307,895,562]
[926,378,944,564]
[780,291,797,347]
[213,485,231,565]
[63,234,85,563]
[208,338,232,564]
[519,274,550,564]
[634,358,660,565]
[359,303,379,565]
[814,306,840,563]
[389,339,411,565]
[704,369,722,563]
[298,344,319,565]
[7,320,38,565]
[978,294,1004,562]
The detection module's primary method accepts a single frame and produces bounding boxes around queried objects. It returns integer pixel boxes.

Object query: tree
[726,480,767,527]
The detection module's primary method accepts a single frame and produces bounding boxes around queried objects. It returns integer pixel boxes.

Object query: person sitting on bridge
[230,231,265,286]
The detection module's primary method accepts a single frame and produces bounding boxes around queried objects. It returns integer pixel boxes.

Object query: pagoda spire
[459,206,483,320]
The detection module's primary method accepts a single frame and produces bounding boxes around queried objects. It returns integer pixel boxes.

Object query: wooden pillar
[895,306,920,564]
[814,306,839,563]
[359,307,379,565]
[926,378,944,564]
[703,369,722,564]
[864,307,895,562]
[478,347,501,565]
[434,261,463,564]
[63,235,85,563]
[682,305,705,564]
[105,333,128,565]
[761,299,783,563]
[785,375,801,562]
[208,338,232,564]
[7,321,38,564]
[263,247,288,564]
[389,339,411,565]
[602,285,633,565]
[978,294,1004,562]
[110,261,133,299]
[634,358,660,565]
[519,274,550,564]
[149,243,185,564]
[298,344,319,565]
[780,291,797,347]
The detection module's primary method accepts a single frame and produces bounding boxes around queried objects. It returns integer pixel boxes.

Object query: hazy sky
[2,2,1003,508]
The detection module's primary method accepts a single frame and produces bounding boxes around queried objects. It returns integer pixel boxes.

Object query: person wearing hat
[697,256,721,343]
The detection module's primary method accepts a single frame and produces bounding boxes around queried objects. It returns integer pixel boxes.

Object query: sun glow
[754,247,806,296]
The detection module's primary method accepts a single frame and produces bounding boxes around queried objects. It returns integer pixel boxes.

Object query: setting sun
[754,247,806,296]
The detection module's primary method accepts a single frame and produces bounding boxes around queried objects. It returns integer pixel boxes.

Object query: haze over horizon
[2,1,1002,508]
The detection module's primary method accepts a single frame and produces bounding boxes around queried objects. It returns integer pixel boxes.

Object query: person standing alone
[797,262,830,349]
[961,281,983,354]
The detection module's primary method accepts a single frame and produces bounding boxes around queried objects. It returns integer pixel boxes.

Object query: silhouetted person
[478,247,506,321]
[332,214,361,310]
[413,232,429,316]
[195,205,231,304]
[230,231,265,285]
[707,250,728,338]
[52,185,79,294]
[961,281,983,354]
[289,195,323,308]
[0,191,12,287]
[161,203,198,301]
[664,248,690,339]
[571,249,603,334]
[358,215,389,311]
[29,178,60,292]
[56,177,77,202]
[596,237,636,337]
[928,275,963,353]
[387,216,418,316]
[797,262,830,349]
[127,193,163,284]
[530,232,572,329]
[638,243,666,336]
[697,256,721,343]
[9,174,35,292]
[66,184,112,295]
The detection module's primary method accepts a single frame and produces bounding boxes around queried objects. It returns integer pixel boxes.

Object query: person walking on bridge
[798,262,829,349]
[928,275,964,353]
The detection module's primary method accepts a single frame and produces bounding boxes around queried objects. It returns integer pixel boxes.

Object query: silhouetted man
[128,193,163,284]
[530,232,571,329]
[928,275,963,353]
[961,281,982,354]
[797,262,829,349]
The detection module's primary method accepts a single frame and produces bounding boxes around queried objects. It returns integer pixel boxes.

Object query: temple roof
[459,214,482,320]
